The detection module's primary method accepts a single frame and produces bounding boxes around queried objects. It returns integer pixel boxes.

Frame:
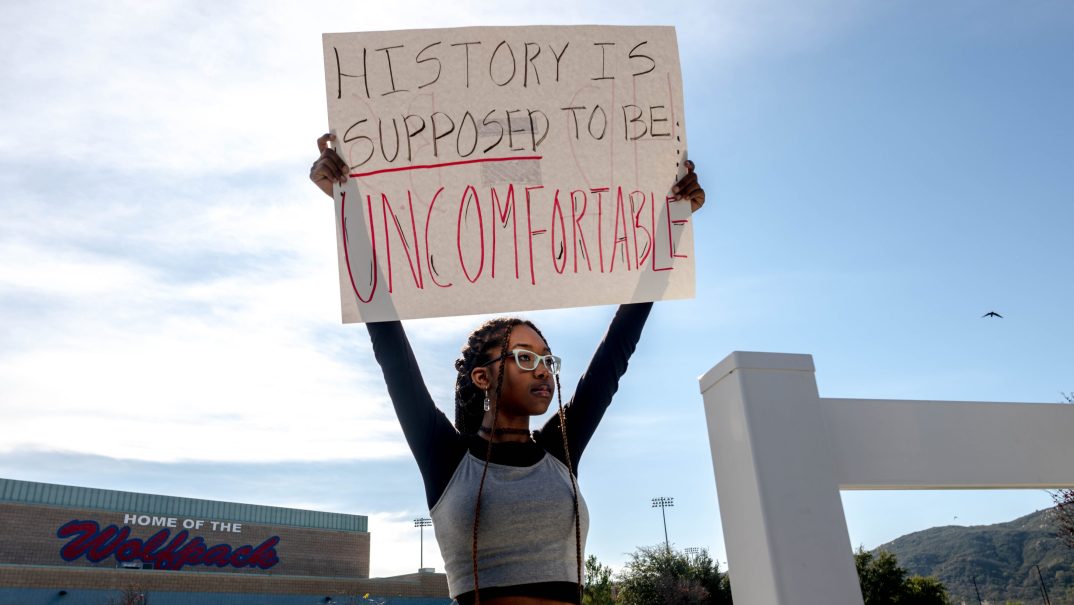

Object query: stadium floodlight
[651,497,674,551]
[414,517,432,569]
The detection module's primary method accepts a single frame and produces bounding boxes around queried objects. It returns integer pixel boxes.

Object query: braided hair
[453,318,584,605]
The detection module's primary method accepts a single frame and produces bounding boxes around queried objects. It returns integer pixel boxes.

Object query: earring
[483,390,490,412]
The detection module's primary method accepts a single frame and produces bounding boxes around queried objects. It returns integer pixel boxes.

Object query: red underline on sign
[349,156,543,178]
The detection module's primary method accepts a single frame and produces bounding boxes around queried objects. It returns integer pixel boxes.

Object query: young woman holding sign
[310,134,705,605]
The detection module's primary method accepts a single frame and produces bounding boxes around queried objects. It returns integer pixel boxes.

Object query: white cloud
[0,279,406,461]
[0,163,406,461]
[1,0,875,174]
[0,242,152,295]
[366,510,446,578]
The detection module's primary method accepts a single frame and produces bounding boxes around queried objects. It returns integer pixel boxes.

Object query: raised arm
[538,302,653,470]
[538,160,706,471]
[311,134,464,507]
[365,321,466,508]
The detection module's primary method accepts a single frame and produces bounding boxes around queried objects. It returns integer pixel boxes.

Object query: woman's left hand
[672,160,706,214]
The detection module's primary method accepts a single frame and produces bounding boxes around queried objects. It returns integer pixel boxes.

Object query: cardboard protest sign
[322,25,694,323]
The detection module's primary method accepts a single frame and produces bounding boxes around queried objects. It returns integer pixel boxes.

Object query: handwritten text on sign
[323,26,694,322]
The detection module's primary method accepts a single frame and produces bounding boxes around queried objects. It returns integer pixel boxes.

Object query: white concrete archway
[699,351,1074,605]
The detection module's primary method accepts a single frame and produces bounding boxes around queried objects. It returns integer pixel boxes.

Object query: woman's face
[474,324,556,418]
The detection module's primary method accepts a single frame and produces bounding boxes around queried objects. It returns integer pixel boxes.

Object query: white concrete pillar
[699,351,864,605]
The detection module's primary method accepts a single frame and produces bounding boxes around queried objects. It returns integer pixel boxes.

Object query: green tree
[1051,392,1074,549]
[903,576,950,605]
[616,545,732,605]
[855,549,907,605]
[854,548,949,605]
[583,554,615,605]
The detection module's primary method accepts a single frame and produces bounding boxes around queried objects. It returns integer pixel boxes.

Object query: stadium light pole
[1034,564,1052,605]
[414,517,432,569]
[651,497,674,551]
[971,574,982,605]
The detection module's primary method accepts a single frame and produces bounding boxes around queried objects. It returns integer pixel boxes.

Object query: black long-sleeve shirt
[366,302,653,509]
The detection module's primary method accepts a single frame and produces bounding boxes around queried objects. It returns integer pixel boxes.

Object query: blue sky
[1,0,1072,578]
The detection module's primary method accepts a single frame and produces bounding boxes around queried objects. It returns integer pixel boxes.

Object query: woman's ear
[471,366,492,391]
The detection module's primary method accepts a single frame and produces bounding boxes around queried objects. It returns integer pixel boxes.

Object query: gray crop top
[365,303,652,603]
[431,452,589,598]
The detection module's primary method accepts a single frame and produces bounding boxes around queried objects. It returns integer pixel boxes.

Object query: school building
[0,478,449,605]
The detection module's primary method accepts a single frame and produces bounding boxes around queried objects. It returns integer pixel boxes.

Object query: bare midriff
[482,597,575,605]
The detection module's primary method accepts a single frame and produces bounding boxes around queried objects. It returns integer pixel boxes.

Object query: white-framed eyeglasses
[481,349,562,375]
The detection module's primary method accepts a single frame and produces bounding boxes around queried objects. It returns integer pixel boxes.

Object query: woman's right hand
[309,133,349,198]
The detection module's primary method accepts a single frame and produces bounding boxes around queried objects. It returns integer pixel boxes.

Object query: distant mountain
[876,507,1074,604]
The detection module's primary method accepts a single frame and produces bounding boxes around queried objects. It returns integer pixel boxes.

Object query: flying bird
[982,311,1003,318]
